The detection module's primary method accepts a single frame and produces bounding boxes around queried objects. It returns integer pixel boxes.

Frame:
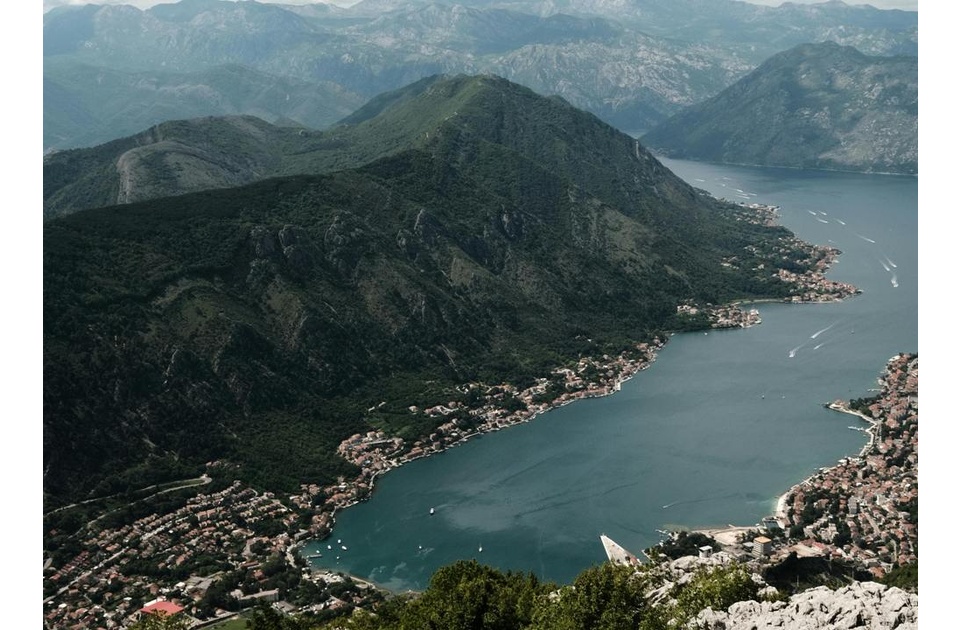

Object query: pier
[599,534,646,566]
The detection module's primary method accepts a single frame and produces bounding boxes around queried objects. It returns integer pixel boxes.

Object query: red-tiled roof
[140,601,184,615]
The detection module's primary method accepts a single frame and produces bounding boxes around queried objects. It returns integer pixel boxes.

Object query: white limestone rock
[687,581,917,630]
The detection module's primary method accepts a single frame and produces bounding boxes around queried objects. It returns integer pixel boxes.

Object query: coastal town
[671,354,918,580]
[776,353,918,573]
[42,203,893,629]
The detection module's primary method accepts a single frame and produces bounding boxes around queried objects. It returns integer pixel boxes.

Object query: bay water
[306,158,918,592]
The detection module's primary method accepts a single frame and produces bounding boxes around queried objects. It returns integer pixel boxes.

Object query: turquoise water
[306,159,918,592]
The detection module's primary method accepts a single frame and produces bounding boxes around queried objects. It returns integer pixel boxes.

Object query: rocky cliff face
[692,581,918,630]
[638,550,917,629]
[642,42,917,175]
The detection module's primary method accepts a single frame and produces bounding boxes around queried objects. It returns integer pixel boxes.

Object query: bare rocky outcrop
[690,581,917,630]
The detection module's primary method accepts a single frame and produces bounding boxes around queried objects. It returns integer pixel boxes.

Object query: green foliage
[233,559,781,630]
[129,612,191,630]
[654,531,720,560]
[248,604,318,630]
[762,552,872,595]
[881,561,918,592]
[529,563,663,630]
[671,564,759,624]
[848,397,879,420]
[396,560,546,630]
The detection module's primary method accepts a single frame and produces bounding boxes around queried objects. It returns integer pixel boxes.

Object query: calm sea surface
[306,158,918,591]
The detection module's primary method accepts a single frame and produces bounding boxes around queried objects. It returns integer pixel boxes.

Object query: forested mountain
[44,75,825,508]
[642,42,918,174]
[42,0,916,150]
[43,68,727,218]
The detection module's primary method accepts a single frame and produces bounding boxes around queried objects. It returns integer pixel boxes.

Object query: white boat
[429,507,435,515]
[478,545,483,553]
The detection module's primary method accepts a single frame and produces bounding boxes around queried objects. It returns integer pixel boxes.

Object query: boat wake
[663,492,744,510]
[811,323,836,339]
[891,274,899,288]
[880,259,890,272]
[856,234,876,244]
[835,218,846,226]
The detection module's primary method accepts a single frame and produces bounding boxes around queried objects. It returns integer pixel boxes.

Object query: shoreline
[652,153,917,178]
[774,400,880,526]
[774,392,880,529]
[313,338,667,525]
[301,203,864,572]
[693,400,881,547]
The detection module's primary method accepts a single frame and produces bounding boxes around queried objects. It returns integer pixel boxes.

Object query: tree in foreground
[128,611,191,630]
[529,563,664,630]
[671,564,760,625]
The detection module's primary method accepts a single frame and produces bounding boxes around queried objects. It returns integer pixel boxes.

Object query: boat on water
[429,507,435,515]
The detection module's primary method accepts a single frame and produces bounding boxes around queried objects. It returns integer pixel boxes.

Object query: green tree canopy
[529,563,661,630]
[128,611,191,630]
[395,559,545,630]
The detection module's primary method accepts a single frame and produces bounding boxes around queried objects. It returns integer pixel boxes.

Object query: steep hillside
[642,42,918,174]
[44,75,824,508]
[45,74,717,219]
[44,115,308,218]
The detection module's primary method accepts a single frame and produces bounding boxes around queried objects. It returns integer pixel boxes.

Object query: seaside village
[606,353,918,579]
[777,353,918,571]
[43,223,899,629]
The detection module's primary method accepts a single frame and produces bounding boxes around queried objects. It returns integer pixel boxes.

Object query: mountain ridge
[45,73,704,220]
[642,42,918,175]
[42,0,916,150]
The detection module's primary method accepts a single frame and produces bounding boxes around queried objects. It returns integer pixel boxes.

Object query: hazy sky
[41,0,921,13]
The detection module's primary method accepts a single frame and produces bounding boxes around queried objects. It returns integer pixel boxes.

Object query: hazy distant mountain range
[44,74,822,505]
[642,42,917,174]
[43,0,917,150]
